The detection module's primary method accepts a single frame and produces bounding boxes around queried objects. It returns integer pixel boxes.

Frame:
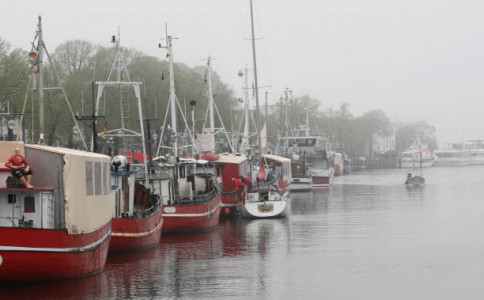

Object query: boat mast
[202,57,235,152]
[94,32,149,186]
[207,57,215,133]
[167,35,178,157]
[284,88,290,152]
[242,65,250,151]
[32,16,87,149]
[37,17,44,142]
[305,107,309,136]
[250,0,262,156]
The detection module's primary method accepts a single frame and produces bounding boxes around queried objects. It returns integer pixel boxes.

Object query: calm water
[3,166,484,299]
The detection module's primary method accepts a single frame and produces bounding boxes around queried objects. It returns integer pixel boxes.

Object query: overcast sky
[2,0,484,145]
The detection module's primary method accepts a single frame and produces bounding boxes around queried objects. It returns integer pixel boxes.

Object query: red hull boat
[312,175,333,187]
[109,159,164,252]
[162,195,221,233]
[0,223,110,282]
[110,209,163,251]
[0,142,113,282]
[212,154,249,218]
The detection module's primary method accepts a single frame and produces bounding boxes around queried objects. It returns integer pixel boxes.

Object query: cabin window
[179,166,186,178]
[94,162,102,195]
[8,194,16,204]
[85,161,93,196]
[103,162,109,195]
[24,196,35,213]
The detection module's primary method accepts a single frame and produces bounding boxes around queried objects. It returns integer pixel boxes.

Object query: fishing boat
[0,17,112,282]
[212,153,249,217]
[154,32,221,233]
[289,153,312,191]
[275,95,313,191]
[400,134,435,168]
[94,32,163,251]
[276,111,333,187]
[0,143,112,282]
[468,140,484,165]
[242,154,291,218]
[155,157,221,233]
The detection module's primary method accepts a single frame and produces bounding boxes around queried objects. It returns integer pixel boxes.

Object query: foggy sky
[2,0,484,145]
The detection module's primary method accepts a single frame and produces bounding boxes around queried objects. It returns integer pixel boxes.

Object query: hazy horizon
[2,0,484,146]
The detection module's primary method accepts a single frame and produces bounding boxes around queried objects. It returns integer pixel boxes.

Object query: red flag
[257,160,266,182]
[104,122,108,135]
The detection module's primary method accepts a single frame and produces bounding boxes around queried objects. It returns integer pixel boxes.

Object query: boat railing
[0,216,18,227]
[162,188,218,206]
[142,197,162,218]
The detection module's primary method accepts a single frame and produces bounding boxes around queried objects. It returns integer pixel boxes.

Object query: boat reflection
[291,188,331,215]
[0,270,110,299]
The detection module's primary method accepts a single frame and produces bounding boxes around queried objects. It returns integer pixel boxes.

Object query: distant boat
[400,133,435,168]
[277,127,333,187]
[289,153,312,192]
[405,172,425,186]
[434,142,472,166]
[275,97,313,191]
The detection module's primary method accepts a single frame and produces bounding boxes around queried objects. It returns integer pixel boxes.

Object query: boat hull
[162,196,222,233]
[406,176,425,186]
[241,195,290,219]
[0,223,111,282]
[109,209,163,252]
[220,193,240,218]
[290,177,312,191]
[401,160,435,168]
[433,158,472,167]
[312,175,333,187]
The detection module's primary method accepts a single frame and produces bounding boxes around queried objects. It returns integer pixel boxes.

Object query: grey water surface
[4,166,484,300]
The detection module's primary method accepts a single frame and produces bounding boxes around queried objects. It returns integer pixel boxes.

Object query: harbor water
[3,166,484,299]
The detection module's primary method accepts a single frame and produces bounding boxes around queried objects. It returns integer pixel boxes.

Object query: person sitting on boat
[5,147,34,189]
[405,173,412,185]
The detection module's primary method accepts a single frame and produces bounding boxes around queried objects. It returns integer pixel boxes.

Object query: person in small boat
[5,147,34,188]
[405,173,412,185]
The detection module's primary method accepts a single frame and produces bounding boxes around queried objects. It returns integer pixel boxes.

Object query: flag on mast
[104,121,108,135]
[260,121,267,149]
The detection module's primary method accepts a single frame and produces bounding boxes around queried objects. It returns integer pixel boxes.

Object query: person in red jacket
[5,148,33,188]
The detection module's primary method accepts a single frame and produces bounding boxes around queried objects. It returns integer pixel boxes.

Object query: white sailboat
[240,0,291,218]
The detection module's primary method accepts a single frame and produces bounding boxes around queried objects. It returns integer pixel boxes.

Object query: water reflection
[4,166,484,299]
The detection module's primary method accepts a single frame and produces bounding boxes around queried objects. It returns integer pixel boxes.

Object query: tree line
[0,37,437,157]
